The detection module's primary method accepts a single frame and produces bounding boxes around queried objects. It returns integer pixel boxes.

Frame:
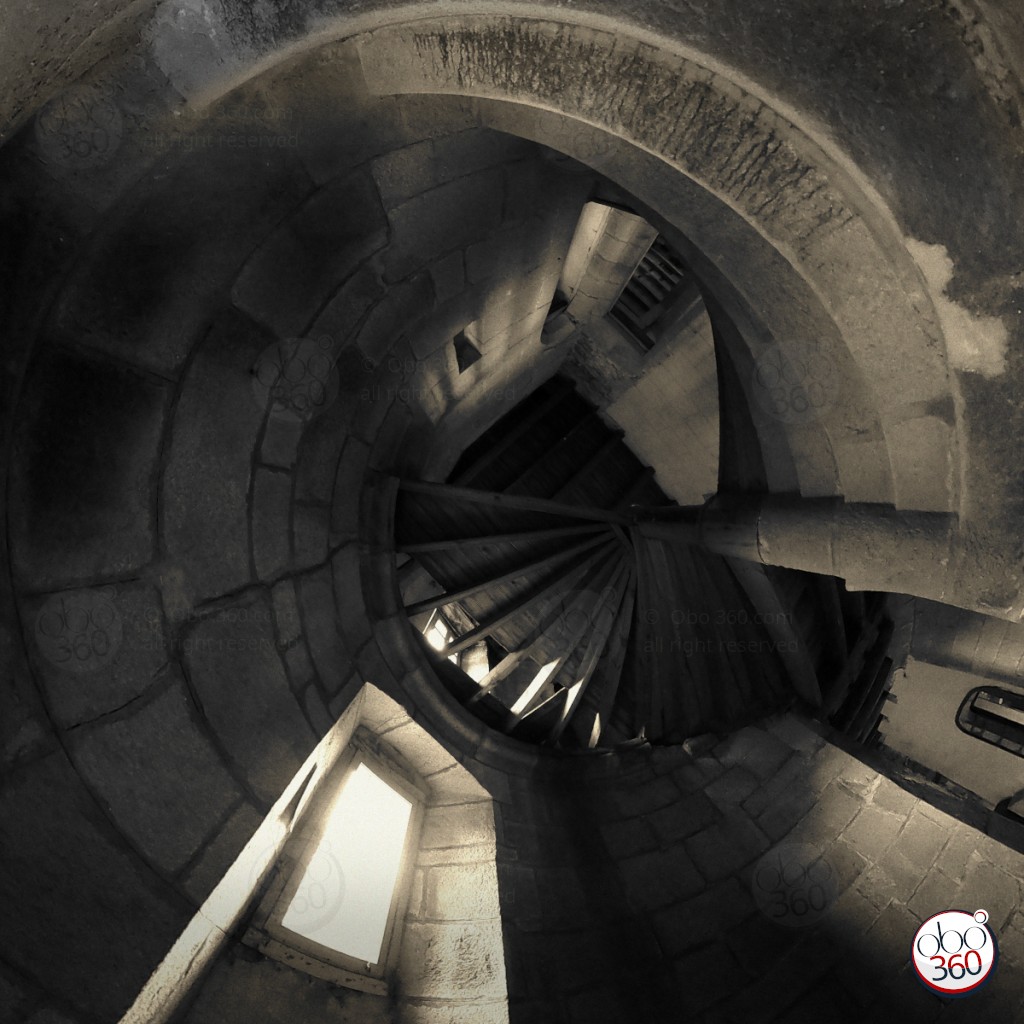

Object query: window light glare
[426,623,448,651]
[281,761,412,964]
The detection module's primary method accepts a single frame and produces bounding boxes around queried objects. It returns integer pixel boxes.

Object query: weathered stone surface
[0,751,186,1020]
[251,467,292,581]
[180,800,263,906]
[399,920,506,1000]
[297,566,352,693]
[620,846,706,908]
[68,673,242,875]
[24,580,166,728]
[10,345,168,588]
[232,169,388,337]
[182,594,315,805]
[421,802,495,851]
[162,309,270,607]
[424,862,501,921]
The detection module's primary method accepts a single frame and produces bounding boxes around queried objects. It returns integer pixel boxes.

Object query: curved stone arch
[130,1,963,513]
[345,13,959,512]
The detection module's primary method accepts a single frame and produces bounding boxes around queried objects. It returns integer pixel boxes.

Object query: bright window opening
[280,761,412,964]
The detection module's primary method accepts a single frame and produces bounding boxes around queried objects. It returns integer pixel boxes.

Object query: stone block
[653,876,755,957]
[420,802,495,851]
[252,467,292,581]
[0,751,186,1019]
[890,808,948,874]
[183,593,315,805]
[686,810,770,882]
[705,765,761,807]
[934,824,980,882]
[741,753,811,817]
[283,640,315,690]
[9,345,168,588]
[292,502,330,571]
[380,719,459,778]
[756,786,818,842]
[293,409,347,504]
[603,772,683,819]
[790,781,864,847]
[25,581,166,729]
[871,777,918,817]
[398,920,506,1000]
[181,800,263,906]
[648,790,720,844]
[840,804,904,863]
[599,816,660,859]
[68,673,242,875]
[372,129,533,209]
[671,942,741,1015]
[907,866,959,921]
[856,847,923,907]
[298,566,354,692]
[330,438,370,540]
[619,846,706,909]
[271,580,301,647]
[431,250,466,303]
[300,682,336,736]
[232,169,388,337]
[712,725,794,780]
[259,416,302,468]
[310,263,387,347]
[765,712,827,753]
[162,309,270,607]
[47,141,310,378]
[424,862,501,922]
[355,272,435,363]
[384,170,504,281]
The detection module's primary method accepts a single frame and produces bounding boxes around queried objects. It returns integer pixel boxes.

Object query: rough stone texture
[67,674,243,876]
[162,309,270,609]
[182,594,315,805]
[0,752,187,1020]
[9,345,168,588]
[3,6,1024,1022]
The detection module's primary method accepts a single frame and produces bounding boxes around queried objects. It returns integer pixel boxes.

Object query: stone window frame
[244,725,429,994]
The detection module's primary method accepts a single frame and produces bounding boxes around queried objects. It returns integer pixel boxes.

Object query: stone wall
[493,715,1024,1023]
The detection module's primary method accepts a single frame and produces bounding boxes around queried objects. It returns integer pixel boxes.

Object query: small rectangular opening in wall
[454,327,482,373]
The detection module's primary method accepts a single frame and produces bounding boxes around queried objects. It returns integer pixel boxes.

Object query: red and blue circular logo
[911,909,998,997]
